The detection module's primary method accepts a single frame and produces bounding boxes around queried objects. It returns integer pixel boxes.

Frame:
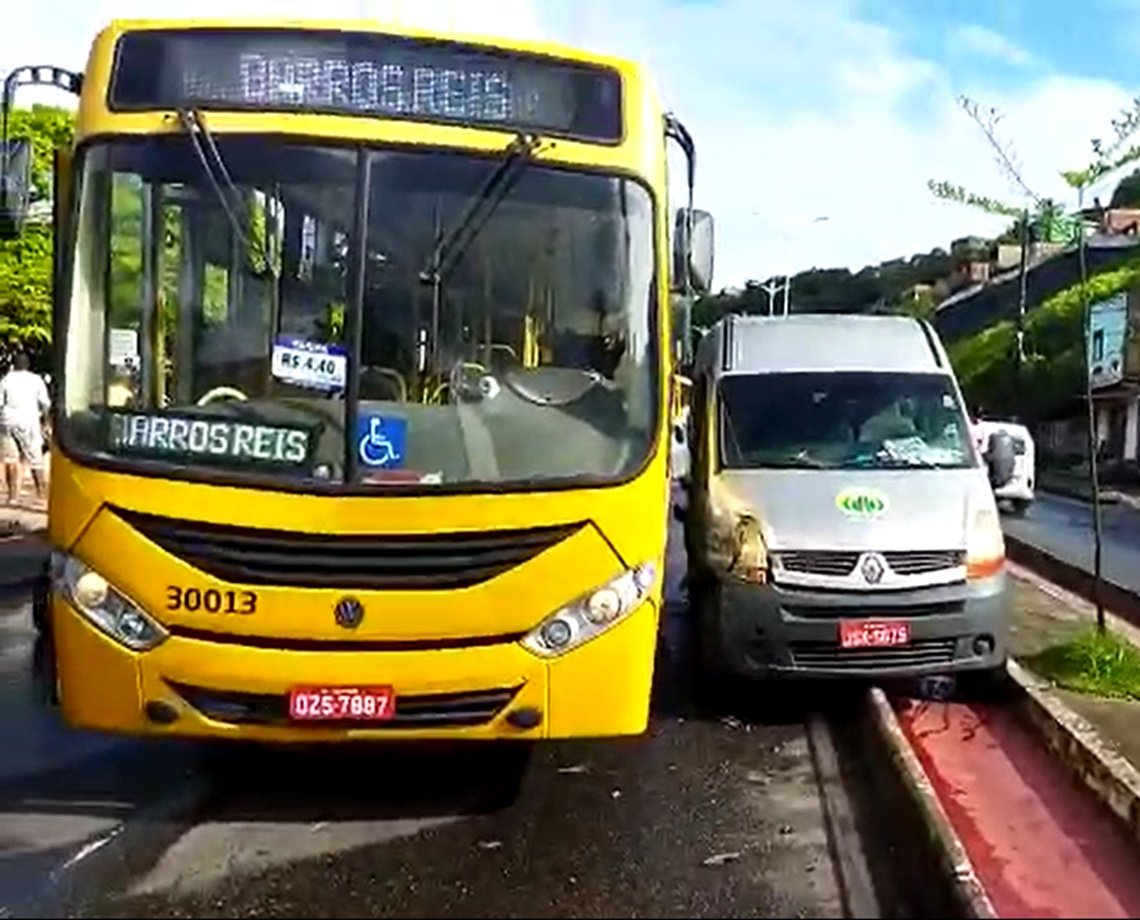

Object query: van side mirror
[986,431,1016,488]
[0,138,33,240]
[672,208,715,295]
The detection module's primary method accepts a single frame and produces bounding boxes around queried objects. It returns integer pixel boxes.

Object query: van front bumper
[49,594,659,742]
[710,572,1009,679]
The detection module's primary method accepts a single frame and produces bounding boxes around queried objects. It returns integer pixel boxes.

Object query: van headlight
[51,551,168,651]
[966,492,1005,580]
[521,563,657,658]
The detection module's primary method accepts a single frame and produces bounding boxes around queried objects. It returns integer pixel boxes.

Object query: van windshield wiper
[418,132,542,287]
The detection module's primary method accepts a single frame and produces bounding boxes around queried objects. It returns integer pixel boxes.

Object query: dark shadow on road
[198,739,536,823]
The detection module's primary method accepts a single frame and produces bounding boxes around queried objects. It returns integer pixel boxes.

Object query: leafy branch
[925,180,1024,218]
[956,96,1040,204]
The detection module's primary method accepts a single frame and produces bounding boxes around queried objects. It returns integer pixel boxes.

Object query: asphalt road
[1002,492,1140,593]
[0,508,940,919]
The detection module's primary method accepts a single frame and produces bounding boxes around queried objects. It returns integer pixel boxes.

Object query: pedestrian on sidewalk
[1,352,50,508]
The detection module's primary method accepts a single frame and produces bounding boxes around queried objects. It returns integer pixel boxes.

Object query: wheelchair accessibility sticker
[356,415,407,469]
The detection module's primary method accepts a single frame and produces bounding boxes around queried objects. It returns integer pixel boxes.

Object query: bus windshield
[60,136,657,490]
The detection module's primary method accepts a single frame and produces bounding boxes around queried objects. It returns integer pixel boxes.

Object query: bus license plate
[839,620,910,649]
[288,686,396,722]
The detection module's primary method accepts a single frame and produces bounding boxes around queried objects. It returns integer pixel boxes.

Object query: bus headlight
[522,563,657,658]
[51,551,168,651]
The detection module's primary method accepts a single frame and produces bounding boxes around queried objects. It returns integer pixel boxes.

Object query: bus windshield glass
[60,136,657,490]
[718,371,974,471]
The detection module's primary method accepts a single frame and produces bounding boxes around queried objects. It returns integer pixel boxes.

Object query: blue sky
[5,0,1140,290]
[865,0,1127,83]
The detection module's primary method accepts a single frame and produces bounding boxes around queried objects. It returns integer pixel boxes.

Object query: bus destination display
[109,29,623,142]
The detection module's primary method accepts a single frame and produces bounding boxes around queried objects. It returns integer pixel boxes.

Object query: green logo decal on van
[836,487,889,518]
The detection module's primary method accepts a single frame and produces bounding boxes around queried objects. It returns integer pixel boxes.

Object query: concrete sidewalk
[1008,568,1140,769]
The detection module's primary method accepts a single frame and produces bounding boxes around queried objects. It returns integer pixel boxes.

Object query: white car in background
[972,418,1035,515]
[670,406,691,481]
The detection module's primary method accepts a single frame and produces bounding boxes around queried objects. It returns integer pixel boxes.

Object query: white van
[972,419,1035,515]
[678,314,1011,682]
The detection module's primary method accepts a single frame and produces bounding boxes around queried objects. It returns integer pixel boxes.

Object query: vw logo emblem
[860,554,886,585]
[334,597,365,629]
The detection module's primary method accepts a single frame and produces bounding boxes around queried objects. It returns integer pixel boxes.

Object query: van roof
[707,313,947,375]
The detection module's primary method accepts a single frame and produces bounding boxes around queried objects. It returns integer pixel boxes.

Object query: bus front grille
[168,682,521,728]
[113,507,581,590]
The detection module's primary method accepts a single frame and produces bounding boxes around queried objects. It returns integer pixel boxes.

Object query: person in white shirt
[1,353,50,507]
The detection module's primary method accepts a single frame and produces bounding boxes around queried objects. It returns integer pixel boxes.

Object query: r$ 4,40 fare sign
[271,337,347,392]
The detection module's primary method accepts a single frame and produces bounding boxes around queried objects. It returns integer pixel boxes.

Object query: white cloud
[4,0,1136,292]
[534,0,1133,290]
[948,24,1035,67]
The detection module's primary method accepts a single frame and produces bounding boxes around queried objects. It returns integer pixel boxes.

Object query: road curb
[1005,659,1140,849]
[1003,532,1140,630]
[865,687,996,919]
[1038,482,1122,506]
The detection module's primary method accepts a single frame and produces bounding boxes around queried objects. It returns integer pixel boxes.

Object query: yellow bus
[2,19,714,742]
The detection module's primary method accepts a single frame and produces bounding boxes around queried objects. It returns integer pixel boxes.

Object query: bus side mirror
[672,208,715,295]
[0,138,33,240]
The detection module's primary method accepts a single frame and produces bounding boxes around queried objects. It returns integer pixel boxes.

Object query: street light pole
[781,215,830,316]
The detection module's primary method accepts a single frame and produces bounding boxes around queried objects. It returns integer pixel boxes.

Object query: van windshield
[718,371,975,471]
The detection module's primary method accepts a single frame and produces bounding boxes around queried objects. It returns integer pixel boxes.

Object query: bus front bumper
[49,595,659,742]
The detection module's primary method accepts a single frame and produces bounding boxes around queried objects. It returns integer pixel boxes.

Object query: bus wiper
[176,108,264,266]
[418,132,543,287]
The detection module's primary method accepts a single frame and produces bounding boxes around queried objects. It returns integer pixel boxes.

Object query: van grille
[779,551,860,576]
[168,682,520,728]
[790,639,957,670]
[778,550,963,577]
[882,551,965,575]
[782,601,966,620]
[113,507,581,590]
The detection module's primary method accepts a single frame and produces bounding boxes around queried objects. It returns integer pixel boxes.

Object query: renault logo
[334,597,365,629]
[860,554,886,585]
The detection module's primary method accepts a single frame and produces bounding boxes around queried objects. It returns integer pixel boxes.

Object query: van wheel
[1008,499,1031,517]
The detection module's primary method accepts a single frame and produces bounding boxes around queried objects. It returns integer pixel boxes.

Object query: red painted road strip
[895,698,1140,919]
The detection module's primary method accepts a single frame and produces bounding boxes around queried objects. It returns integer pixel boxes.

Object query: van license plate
[839,620,910,649]
[288,686,396,721]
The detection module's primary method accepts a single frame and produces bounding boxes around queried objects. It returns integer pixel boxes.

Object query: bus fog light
[53,553,168,652]
[522,563,657,658]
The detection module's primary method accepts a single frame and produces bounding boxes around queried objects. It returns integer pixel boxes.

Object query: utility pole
[1015,206,1029,383]
[1077,191,1107,631]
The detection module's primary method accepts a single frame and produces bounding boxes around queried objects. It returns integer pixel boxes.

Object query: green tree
[1111,168,1140,208]
[0,105,75,356]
